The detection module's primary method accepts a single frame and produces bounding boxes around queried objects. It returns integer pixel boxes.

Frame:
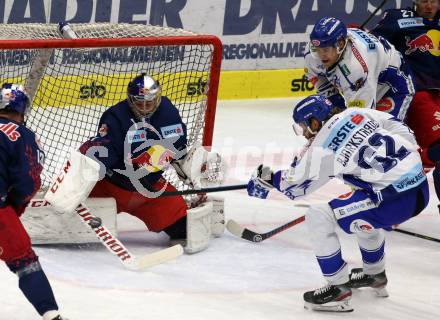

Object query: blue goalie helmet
[0,83,30,115]
[127,73,162,117]
[310,17,347,48]
[293,94,334,129]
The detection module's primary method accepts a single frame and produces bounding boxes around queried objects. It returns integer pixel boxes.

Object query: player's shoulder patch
[160,123,184,138]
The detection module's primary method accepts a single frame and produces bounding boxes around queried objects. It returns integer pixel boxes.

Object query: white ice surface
[1,99,439,319]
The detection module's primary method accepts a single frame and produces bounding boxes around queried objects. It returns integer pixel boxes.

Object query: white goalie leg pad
[22,197,117,244]
[185,201,213,254]
[209,196,225,237]
[44,151,101,213]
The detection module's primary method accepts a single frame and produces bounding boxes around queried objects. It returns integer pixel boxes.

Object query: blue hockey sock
[16,261,59,316]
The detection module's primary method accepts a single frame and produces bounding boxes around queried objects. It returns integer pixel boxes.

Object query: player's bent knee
[6,249,39,275]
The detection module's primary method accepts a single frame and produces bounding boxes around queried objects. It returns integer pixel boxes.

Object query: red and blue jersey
[371,8,440,90]
[79,97,187,191]
[0,117,44,211]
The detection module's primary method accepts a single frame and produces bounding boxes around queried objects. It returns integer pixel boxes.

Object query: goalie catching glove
[172,145,225,189]
[247,164,274,199]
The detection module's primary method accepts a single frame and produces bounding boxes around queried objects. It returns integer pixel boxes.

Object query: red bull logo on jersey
[130,145,174,173]
[130,151,152,167]
[405,30,440,56]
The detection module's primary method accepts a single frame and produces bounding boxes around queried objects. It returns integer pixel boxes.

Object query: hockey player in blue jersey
[247,95,429,312]
[304,17,416,121]
[0,84,66,320]
[371,0,440,203]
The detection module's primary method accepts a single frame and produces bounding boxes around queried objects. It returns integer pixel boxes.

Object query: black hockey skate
[43,310,68,320]
[348,268,388,297]
[49,315,68,320]
[303,284,353,312]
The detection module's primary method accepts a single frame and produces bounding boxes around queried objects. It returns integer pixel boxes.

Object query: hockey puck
[89,216,102,228]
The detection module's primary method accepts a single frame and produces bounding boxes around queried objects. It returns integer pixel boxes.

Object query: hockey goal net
[0,23,222,192]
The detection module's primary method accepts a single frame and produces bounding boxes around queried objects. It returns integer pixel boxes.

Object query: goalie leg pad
[209,196,225,237]
[22,198,117,245]
[185,201,213,254]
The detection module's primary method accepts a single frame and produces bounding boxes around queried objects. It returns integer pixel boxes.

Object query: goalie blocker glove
[247,165,274,199]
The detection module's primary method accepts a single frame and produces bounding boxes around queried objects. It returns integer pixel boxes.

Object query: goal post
[0,23,222,244]
[0,23,222,191]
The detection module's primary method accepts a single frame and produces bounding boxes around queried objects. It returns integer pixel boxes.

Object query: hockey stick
[393,228,440,244]
[160,183,247,197]
[229,198,440,244]
[360,0,389,29]
[28,199,184,270]
[293,202,440,244]
[226,215,305,242]
[25,23,76,103]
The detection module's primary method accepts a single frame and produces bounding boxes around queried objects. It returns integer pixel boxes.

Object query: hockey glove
[171,144,226,189]
[247,165,274,199]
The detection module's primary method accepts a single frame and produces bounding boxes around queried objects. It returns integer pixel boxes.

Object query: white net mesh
[0,23,221,194]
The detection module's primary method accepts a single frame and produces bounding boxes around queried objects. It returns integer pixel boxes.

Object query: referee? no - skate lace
[314,284,332,296]
[350,270,365,281]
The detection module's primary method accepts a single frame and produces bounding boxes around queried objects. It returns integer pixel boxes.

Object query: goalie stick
[226,215,305,242]
[28,199,184,270]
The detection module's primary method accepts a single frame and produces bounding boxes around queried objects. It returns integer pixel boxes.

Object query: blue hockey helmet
[0,83,30,115]
[292,94,334,136]
[127,73,162,118]
[309,17,347,48]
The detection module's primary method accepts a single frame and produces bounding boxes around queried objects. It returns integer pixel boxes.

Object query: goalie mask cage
[0,23,222,192]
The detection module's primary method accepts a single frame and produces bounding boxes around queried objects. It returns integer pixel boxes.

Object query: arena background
[0,0,413,99]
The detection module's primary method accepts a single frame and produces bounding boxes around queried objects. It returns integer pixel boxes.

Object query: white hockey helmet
[0,83,30,115]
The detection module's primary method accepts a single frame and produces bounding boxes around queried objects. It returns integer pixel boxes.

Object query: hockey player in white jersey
[247,95,429,312]
[304,17,415,121]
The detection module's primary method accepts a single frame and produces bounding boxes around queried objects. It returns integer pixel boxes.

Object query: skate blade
[304,300,353,312]
[373,286,389,298]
